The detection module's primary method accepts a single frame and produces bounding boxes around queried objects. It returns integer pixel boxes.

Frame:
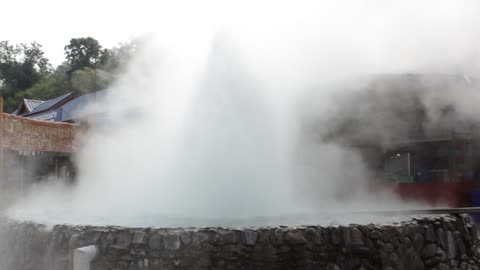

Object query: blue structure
[57,90,108,123]
[14,93,76,121]
[13,90,109,125]
[12,99,45,115]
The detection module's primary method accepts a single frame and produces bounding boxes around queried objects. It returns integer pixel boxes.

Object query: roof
[59,90,109,122]
[23,92,75,116]
[12,98,44,115]
[24,99,44,112]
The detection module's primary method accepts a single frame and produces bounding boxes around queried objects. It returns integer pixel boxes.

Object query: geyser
[6,0,480,227]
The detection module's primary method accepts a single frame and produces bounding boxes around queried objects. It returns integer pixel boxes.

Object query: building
[330,74,480,207]
[13,92,76,121]
[12,90,109,125]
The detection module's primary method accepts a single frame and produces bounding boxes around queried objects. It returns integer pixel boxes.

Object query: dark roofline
[22,93,76,117]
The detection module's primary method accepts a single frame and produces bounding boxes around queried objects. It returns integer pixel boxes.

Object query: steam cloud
[6,0,480,226]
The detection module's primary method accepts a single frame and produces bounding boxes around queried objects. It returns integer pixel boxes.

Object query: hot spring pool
[6,207,437,228]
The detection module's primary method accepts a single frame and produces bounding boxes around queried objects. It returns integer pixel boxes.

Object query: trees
[101,40,137,74]
[64,37,137,94]
[2,64,72,112]
[0,41,53,111]
[0,41,51,95]
[0,37,136,112]
[70,68,112,95]
[64,37,107,75]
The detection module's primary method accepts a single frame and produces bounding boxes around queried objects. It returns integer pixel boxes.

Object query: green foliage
[70,68,112,95]
[1,37,136,113]
[0,41,52,98]
[102,41,137,74]
[64,37,106,75]
[3,64,72,112]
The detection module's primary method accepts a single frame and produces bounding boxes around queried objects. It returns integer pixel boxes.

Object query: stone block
[285,231,307,245]
[148,234,163,250]
[241,230,258,246]
[132,231,147,246]
[164,234,181,251]
[422,244,438,258]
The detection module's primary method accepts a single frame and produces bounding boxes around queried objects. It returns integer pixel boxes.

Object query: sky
[1,0,307,66]
[0,0,232,65]
[2,0,480,69]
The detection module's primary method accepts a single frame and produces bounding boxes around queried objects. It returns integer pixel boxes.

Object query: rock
[68,234,81,249]
[380,230,394,244]
[402,250,424,270]
[385,243,395,253]
[130,249,146,256]
[425,256,442,266]
[350,227,364,246]
[192,231,210,243]
[285,231,307,245]
[414,233,425,251]
[370,230,381,240]
[127,264,141,270]
[379,250,389,265]
[113,233,132,250]
[437,228,447,249]
[396,243,407,257]
[447,231,457,259]
[331,228,342,245]
[241,230,258,246]
[423,244,438,258]
[216,229,236,244]
[456,239,467,256]
[164,233,180,251]
[437,246,447,261]
[148,234,162,250]
[404,237,412,247]
[426,228,437,243]
[180,231,192,245]
[326,263,340,270]
[365,238,375,249]
[437,263,449,270]
[304,228,321,244]
[132,231,147,245]
[460,262,467,270]
[389,252,400,266]
[451,260,460,267]
[269,229,284,246]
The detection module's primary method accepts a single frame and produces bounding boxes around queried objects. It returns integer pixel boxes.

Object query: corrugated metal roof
[24,99,44,112]
[27,92,74,114]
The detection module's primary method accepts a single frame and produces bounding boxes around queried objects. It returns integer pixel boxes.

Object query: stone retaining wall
[0,214,479,270]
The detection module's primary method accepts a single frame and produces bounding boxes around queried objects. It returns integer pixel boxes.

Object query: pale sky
[1,0,309,66]
[0,0,241,65]
[2,0,480,71]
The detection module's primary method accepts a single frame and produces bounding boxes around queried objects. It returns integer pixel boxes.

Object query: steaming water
[7,39,302,226]
[6,44,422,226]
[8,207,429,228]
[6,1,480,227]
